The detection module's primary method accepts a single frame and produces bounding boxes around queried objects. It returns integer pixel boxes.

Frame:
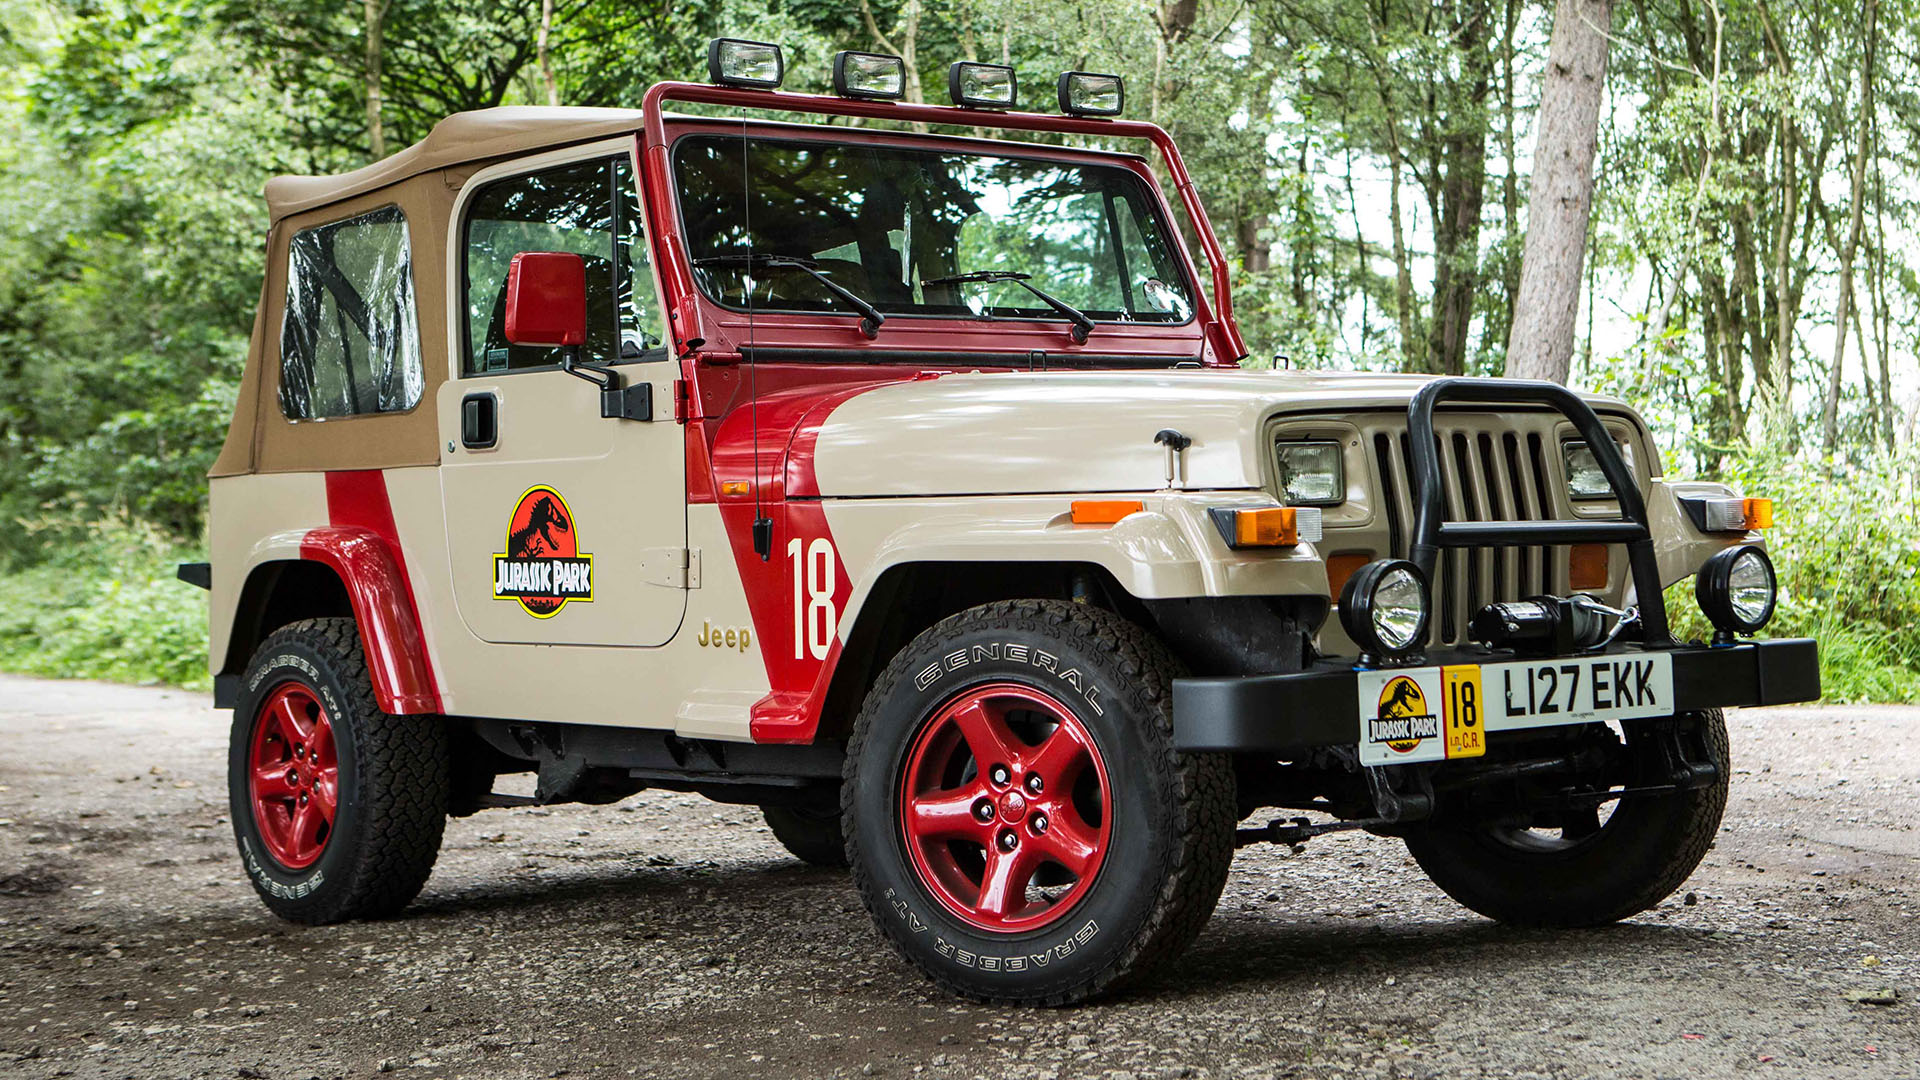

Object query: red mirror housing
[503,251,587,348]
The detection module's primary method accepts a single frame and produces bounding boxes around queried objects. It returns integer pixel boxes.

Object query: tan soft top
[263,106,650,222]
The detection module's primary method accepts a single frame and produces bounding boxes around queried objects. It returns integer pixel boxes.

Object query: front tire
[843,600,1235,1005]
[1405,709,1729,927]
[229,618,449,924]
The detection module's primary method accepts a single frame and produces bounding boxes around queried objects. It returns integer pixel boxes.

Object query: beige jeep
[181,42,1817,1004]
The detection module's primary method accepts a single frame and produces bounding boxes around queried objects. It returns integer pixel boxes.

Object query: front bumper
[1172,638,1820,755]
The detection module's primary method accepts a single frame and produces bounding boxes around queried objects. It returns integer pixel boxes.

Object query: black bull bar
[1171,377,1821,755]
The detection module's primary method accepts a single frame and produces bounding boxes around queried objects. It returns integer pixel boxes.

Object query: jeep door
[436,141,687,647]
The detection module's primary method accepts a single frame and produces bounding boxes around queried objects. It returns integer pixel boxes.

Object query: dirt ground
[0,673,1916,1080]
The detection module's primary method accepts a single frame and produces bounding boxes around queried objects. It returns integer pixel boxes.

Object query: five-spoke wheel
[247,683,340,869]
[899,683,1111,931]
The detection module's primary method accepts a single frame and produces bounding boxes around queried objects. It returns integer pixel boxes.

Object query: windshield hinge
[640,548,700,589]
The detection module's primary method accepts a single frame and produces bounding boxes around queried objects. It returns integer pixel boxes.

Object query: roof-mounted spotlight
[833,50,905,100]
[707,38,784,89]
[1058,72,1124,116]
[948,62,1016,109]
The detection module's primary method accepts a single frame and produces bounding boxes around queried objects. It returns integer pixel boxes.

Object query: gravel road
[1,673,1917,1080]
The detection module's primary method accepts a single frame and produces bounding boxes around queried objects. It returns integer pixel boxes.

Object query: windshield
[674,134,1196,325]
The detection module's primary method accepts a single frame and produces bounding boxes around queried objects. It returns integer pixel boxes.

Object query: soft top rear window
[673,135,1195,326]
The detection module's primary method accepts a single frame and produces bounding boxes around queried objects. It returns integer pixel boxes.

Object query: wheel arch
[221,528,441,716]
[815,558,1323,742]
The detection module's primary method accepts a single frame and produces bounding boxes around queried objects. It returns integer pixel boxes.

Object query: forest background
[0,0,1914,698]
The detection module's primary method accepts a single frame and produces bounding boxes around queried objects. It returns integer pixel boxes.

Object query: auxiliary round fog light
[1339,558,1430,659]
[1694,543,1777,641]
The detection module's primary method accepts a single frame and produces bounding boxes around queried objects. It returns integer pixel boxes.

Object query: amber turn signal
[1207,505,1324,549]
[1325,552,1370,599]
[1570,543,1610,591]
[1685,495,1774,533]
[720,480,751,497]
[1070,499,1144,525]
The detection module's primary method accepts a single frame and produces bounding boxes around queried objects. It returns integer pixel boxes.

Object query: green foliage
[0,0,1915,700]
[1663,447,1920,703]
[0,520,209,689]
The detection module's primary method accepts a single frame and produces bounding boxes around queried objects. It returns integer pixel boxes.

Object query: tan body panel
[207,472,332,668]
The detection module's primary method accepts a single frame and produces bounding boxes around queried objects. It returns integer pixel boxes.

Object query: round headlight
[1694,544,1777,640]
[1339,559,1430,659]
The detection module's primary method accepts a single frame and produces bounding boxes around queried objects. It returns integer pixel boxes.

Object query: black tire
[843,599,1236,1005]
[1404,709,1729,927]
[762,804,849,868]
[228,617,449,924]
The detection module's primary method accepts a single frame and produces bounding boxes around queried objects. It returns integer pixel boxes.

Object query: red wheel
[246,682,340,870]
[898,682,1112,933]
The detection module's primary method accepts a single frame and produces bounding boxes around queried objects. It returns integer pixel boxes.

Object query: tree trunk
[364,0,386,160]
[1388,152,1419,371]
[1499,0,1522,345]
[1822,0,1877,456]
[1506,0,1614,384]
[1237,214,1271,273]
[1871,169,1895,450]
[537,0,559,107]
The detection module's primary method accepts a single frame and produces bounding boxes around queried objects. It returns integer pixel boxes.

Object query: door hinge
[639,547,700,589]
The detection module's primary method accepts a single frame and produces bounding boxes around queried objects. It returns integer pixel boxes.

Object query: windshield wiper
[922,270,1095,344]
[693,253,884,339]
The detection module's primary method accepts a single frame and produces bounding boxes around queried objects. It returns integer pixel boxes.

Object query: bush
[1663,446,1920,703]
[0,518,209,690]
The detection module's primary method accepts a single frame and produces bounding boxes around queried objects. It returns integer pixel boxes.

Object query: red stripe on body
[299,471,442,715]
[703,378,900,743]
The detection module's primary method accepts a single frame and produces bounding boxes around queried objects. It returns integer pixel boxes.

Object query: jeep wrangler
[181,42,1819,1005]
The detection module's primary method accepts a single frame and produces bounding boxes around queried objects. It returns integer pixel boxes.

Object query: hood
[786,368,1464,498]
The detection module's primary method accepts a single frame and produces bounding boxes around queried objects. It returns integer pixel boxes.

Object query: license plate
[1356,664,1487,766]
[1356,653,1674,767]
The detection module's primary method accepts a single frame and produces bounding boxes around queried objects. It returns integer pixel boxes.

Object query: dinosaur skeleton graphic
[493,487,593,616]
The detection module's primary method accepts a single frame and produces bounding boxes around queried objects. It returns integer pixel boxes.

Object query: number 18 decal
[789,537,837,661]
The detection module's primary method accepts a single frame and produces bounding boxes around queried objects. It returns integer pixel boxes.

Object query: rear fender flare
[233,528,441,716]
[294,527,441,716]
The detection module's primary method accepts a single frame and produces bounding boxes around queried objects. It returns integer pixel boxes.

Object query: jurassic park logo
[1367,675,1439,754]
[492,485,593,618]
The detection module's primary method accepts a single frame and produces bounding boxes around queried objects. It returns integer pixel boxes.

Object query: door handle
[461,392,498,449]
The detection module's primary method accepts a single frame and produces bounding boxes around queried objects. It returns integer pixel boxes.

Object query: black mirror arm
[559,346,653,421]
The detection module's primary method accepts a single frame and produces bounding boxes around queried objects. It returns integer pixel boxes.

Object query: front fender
[830,492,1330,633]
[1649,480,1766,588]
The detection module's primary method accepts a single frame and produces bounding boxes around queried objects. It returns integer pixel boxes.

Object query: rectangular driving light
[1058,72,1124,116]
[948,62,1016,108]
[1208,505,1323,549]
[708,38,784,89]
[833,51,905,100]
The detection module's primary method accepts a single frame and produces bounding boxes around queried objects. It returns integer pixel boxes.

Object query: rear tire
[762,804,848,868]
[843,599,1235,1005]
[1405,709,1728,927]
[229,618,449,924]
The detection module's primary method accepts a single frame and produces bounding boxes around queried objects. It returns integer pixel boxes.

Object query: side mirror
[501,250,652,423]
[503,251,587,348]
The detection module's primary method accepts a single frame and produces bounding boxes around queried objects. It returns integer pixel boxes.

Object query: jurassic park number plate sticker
[1355,653,1675,766]
[493,485,594,618]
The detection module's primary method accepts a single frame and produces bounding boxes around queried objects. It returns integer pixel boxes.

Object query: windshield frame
[668,128,1201,332]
